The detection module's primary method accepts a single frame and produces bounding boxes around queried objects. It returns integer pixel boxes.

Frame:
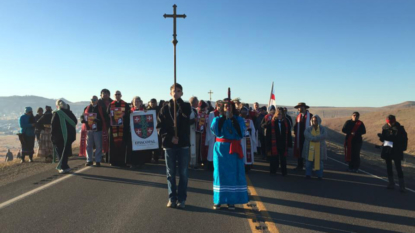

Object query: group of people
[18,101,77,173]
[18,84,409,209]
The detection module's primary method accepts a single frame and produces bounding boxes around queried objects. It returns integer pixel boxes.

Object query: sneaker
[20,159,25,163]
[29,159,33,163]
[177,201,186,209]
[59,168,71,174]
[213,204,221,210]
[85,162,93,166]
[95,162,101,167]
[227,204,235,210]
[167,200,177,208]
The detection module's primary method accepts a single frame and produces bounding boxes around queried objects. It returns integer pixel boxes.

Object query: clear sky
[1,0,414,107]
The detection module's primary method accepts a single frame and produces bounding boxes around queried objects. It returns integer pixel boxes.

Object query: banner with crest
[130,110,159,151]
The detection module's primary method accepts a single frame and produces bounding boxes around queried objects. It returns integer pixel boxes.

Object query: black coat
[157,98,191,148]
[51,109,78,146]
[255,113,265,136]
[379,122,408,160]
[264,118,293,156]
[342,120,366,144]
[36,111,53,131]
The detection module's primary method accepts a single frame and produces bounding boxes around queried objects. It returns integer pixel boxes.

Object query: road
[0,148,414,233]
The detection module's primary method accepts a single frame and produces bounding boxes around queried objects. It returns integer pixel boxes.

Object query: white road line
[328,157,415,194]
[0,167,91,210]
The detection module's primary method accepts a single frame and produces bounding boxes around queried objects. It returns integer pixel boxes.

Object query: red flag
[268,82,276,109]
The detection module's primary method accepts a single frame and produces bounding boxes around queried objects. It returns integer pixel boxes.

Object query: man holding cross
[157,83,191,209]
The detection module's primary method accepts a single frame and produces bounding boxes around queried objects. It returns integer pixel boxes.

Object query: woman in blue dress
[211,99,249,210]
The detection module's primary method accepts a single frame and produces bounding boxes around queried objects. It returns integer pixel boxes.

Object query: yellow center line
[244,175,280,233]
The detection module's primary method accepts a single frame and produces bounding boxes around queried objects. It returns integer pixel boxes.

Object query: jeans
[305,160,324,178]
[165,147,190,202]
[87,131,103,163]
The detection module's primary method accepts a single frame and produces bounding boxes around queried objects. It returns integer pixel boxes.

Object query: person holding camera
[378,115,408,193]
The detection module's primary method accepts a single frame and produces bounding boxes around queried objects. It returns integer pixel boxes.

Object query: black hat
[294,102,310,109]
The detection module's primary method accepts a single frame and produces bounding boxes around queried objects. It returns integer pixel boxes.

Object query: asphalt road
[0,148,414,233]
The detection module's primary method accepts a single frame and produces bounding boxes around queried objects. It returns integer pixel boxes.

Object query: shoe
[85,162,93,166]
[29,159,33,163]
[318,177,323,180]
[177,201,186,209]
[213,204,221,210]
[306,175,311,179]
[227,204,235,210]
[95,162,101,167]
[21,159,25,163]
[167,200,177,208]
[386,176,395,190]
[59,168,71,174]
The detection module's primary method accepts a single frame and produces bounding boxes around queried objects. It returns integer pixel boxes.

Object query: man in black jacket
[342,112,366,172]
[379,115,408,192]
[157,83,191,209]
[51,99,78,174]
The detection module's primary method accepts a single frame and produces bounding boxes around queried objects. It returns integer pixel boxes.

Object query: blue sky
[0,0,414,107]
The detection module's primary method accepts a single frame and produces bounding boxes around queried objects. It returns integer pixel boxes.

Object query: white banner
[130,110,159,151]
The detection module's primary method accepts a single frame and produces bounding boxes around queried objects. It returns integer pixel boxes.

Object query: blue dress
[211,116,249,205]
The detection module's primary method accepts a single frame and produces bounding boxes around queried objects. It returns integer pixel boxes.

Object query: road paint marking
[328,157,415,194]
[0,167,91,210]
[245,176,280,233]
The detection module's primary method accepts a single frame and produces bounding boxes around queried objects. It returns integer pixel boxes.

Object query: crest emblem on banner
[133,114,154,139]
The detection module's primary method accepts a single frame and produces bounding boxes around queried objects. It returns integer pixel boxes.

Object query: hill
[323,107,415,156]
[0,95,89,117]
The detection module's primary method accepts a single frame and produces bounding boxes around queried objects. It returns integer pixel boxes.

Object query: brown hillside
[323,108,415,156]
[380,101,415,110]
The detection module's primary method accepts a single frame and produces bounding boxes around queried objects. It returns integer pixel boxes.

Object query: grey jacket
[301,115,327,161]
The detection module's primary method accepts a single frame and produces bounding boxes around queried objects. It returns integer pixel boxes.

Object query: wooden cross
[208,90,213,101]
[164,4,186,137]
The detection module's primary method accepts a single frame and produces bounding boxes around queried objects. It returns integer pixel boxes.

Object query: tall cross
[208,90,213,101]
[164,4,186,137]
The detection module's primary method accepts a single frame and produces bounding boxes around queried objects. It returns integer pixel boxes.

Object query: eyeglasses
[115,94,121,96]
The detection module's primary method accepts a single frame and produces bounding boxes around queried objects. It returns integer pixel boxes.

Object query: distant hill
[0,95,89,117]
[380,101,415,110]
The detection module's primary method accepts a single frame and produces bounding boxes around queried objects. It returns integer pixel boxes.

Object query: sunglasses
[115,94,121,96]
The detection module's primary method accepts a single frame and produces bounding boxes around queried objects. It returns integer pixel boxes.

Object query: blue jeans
[87,131,102,163]
[305,160,324,178]
[165,147,190,202]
